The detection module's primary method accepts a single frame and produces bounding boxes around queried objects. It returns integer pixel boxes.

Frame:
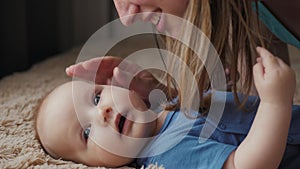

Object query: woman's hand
[253,47,296,105]
[66,56,169,102]
[66,56,122,84]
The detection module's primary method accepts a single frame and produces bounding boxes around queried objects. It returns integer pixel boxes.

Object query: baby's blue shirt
[136,91,300,169]
[137,110,235,169]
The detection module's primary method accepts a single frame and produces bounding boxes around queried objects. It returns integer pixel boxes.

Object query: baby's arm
[223,47,296,169]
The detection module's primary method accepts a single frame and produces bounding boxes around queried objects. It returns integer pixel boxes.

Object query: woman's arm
[66,56,177,103]
[223,47,296,169]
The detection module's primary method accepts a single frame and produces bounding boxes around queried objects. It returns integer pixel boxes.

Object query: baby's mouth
[115,112,133,135]
[115,113,128,134]
[118,115,126,133]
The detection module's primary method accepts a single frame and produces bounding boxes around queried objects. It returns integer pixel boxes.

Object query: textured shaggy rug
[0,44,299,169]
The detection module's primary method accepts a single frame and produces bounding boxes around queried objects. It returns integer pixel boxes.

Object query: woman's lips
[151,13,161,26]
[121,14,136,26]
[154,13,165,33]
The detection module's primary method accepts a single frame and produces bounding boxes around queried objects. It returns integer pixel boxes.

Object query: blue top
[137,111,236,169]
[136,91,300,169]
[256,2,300,49]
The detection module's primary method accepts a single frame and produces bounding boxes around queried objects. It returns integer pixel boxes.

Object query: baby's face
[37,81,158,167]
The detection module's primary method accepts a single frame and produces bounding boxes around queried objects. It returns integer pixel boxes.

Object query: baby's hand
[253,47,296,105]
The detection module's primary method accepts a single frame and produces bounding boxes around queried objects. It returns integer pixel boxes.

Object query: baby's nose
[99,106,112,122]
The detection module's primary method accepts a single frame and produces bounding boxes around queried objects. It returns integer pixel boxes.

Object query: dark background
[0,0,117,78]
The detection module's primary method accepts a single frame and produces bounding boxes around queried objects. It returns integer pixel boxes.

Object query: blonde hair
[162,0,267,116]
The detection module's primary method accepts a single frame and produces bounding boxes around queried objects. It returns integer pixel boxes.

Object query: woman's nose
[114,0,140,26]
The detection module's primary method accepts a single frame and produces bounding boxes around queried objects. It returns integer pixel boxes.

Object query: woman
[66,0,299,113]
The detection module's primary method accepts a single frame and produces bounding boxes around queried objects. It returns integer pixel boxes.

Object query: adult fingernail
[66,66,73,72]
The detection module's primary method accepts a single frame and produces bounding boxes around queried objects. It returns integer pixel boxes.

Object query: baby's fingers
[253,61,264,82]
[256,47,279,69]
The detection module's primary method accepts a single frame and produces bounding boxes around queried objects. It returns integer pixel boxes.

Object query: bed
[0,45,299,168]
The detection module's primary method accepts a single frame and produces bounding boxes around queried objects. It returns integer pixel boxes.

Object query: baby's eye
[83,126,91,140]
[94,94,101,105]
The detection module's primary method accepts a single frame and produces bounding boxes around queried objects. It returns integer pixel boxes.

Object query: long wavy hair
[160,0,268,116]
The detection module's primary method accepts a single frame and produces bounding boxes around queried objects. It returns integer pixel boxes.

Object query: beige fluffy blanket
[0,45,299,169]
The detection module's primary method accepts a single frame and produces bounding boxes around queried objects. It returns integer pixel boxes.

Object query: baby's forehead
[45,81,86,101]
[37,82,77,132]
[37,82,79,157]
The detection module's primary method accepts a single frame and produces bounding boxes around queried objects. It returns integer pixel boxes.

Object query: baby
[35,48,300,168]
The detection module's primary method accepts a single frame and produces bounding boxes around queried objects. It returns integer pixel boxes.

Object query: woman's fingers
[65,56,124,83]
[65,65,74,76]
[66,58,101,78]
[65,63,97,81]
[112,67,133,87]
